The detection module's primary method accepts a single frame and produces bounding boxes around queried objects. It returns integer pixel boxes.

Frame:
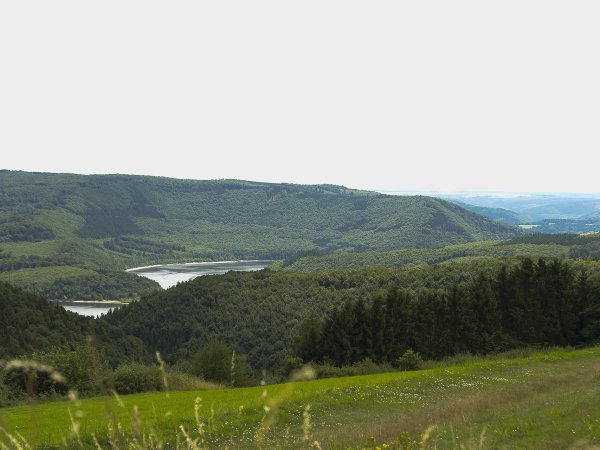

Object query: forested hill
[104,263,498,369]
[0,170,518,297]
[0,281,146,365]
[104,257,600,370]
[281,233,600,272]
[0,170,517,257]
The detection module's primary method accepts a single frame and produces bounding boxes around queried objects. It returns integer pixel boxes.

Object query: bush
[396,349,423,371]
[311,358,393,379]
[166,370,222,391]
[0,364,12,407]
[2,347,107,399]
[33,348,108,396]
[112,363,162,394]
[191,340,232,384]
[352,357,380,374]
[191,340,257,387]
[278,356,304,379]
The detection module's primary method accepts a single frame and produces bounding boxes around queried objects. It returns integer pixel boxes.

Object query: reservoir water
[58,260,272,317]
[126,260,273,289]
[53,301,122,318]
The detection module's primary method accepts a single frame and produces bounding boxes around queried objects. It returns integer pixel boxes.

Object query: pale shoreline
[50,300,126,305]
[125,259,274,272]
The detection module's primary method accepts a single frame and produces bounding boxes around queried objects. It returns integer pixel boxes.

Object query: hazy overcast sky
[1,1,599,193]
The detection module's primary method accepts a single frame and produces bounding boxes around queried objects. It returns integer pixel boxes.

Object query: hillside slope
[281,233,600,272]
[0,281,146,365]
[104,257,600,369]
[2,347,599,449]
[0,170,518,297]
[451,201,530,225]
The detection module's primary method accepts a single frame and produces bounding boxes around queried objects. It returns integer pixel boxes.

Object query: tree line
[294,258,600,366]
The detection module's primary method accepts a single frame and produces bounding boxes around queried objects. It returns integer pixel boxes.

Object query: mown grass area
[1,347,599,449]
[0,240,65,259]
[0,266,97,286]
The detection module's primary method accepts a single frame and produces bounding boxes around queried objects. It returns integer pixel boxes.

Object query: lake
[127,260,273,289]
[59,260,272,317]
[52,301,122,318]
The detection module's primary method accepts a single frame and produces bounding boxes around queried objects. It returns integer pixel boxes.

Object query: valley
[3,2,598,447]
[0,170,517,301]
[1,172,600,449]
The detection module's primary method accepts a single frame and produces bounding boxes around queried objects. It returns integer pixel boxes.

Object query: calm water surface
[58,260,272,317]
[53,302,121,318]
[127,260,273,289]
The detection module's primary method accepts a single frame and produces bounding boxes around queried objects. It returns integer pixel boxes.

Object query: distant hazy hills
[450,202,529,225]
[444,194,600,233]
[0,170,518,297]
[445,194,600,221]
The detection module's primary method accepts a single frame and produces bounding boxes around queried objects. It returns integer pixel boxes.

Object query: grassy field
[1,347,599,449]
[0,266,97,286]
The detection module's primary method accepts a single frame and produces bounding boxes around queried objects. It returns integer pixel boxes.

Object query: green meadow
[1,347,599,449]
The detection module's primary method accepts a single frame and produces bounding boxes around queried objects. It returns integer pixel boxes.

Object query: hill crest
[0,170,519,298]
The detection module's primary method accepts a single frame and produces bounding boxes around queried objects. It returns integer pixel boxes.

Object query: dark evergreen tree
[383,287,412,361]
[515,257,537,343]
[349,299,372,362]
[470,273,500,353]
[495,264,517,340]
[369,296,386,362]
[410,290,437,359]
[292,258,600,368]
[294,313,323,363]
[447,284,478,354]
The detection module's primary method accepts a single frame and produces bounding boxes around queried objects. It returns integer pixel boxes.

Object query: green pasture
[0,266,96,286]
[1,347,599,449]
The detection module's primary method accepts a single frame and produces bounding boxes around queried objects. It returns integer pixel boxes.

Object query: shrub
[191,340,257,387]
[352,357,380,374]
[278,356,304,379]
[166,370,222,391]
[2,347,107,399]
[312,361,349,379]
[33,347,108,396]
[112,363,161,394]
[311,359,393,379]
[396,349,423,371]
[191,340,232,384]
[0,365,12,407]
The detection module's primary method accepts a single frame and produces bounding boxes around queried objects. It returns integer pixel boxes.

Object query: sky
[1,1,599,193]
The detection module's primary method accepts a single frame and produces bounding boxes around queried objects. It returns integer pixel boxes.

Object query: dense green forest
[280,233,600,271]
[294,258,600,366]
[0,282,239,405]
[0,266,160,300]
[0,170,518,298]
[105,256,600,370]
[1,255,600,404]
[0,281,147,365]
